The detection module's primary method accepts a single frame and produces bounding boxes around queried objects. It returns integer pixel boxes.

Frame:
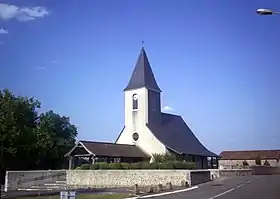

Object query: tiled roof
[80,141,149,158]
[220,150,280,160]
[147,113,218,157]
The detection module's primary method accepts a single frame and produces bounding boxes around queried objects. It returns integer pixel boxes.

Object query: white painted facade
[116,87,167,158]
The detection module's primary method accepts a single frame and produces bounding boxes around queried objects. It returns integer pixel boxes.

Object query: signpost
[60,191,76,199]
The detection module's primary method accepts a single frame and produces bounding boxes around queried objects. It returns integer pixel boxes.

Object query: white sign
[60,191,76,199]
[69,191,76,199]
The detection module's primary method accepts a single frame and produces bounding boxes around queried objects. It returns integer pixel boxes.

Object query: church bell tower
[123,47,162,138]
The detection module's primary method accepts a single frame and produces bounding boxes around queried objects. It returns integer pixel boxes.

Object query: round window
[132,132,139,141]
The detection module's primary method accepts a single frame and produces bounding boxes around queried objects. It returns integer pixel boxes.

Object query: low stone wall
[208,169,252,180]
[5,170,66,192]
[251,166,280,175]
[219,169,252,177]
[66,170,211,188]
[208,169,220,180]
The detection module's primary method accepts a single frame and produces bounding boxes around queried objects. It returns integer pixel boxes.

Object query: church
[65,47,218,169]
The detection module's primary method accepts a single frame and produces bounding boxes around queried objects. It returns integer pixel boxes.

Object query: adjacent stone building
[65,47,218,169]
[219,150,280,169]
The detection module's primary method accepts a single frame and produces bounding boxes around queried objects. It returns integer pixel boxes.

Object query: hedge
[75,161,196,170]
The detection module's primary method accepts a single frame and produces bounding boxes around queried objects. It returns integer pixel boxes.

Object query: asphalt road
[157,175,280,199]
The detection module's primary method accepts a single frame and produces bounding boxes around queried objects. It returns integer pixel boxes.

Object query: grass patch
[15,193,131,199]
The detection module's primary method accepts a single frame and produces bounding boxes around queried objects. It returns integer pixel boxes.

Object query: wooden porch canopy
[65,140,150,159]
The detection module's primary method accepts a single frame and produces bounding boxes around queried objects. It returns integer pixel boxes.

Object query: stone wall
[66,170,211,188]
[208,169,252,180]
[208,169,220,180]
[5,170,66,192]
[219,159,279,169]
[219,169,252,176]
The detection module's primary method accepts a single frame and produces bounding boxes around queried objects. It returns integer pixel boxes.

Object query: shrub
[187,162,196,169]
[263,160,270,166]
[255,156,262,165]
[159,162,174,169]
[109,163,122,169]
[90,163,100,170]
[152,153,177,163]
[148,163,159,169]
[152,154,164,163]
[130,163,141,169]
[121,163,131,169]
[140,162,152,169]
[98,162,110,169]
[74,161,197,170]
[80,164,90,170]
[173,161,196,169]
[162,154,177,162]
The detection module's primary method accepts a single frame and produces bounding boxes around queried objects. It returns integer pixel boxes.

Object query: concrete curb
[125,186,199,199]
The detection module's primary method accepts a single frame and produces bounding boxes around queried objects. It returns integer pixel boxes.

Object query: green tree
[0,89,40,171]
[0,89,78,183]
[36,110,77,169]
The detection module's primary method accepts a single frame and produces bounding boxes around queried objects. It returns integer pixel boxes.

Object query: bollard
[134,184,140,195]
[166,182,172,190]
[147,186,154,193]
[157,184,163,192]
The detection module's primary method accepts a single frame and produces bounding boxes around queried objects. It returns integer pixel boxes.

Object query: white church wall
[116,88,167,158]
[116,126,167,157]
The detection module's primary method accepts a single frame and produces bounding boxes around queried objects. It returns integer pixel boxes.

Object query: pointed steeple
[124,48,162,92]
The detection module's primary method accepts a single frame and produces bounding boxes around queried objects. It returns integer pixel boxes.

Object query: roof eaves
[64,141,95,157]
[79,141,96,156]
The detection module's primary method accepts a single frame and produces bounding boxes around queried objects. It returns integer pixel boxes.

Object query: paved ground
[157,175,280,199]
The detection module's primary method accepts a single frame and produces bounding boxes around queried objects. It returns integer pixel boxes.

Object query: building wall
[116,88,167,158]
[66,170,211,188]
[219,159,280,169]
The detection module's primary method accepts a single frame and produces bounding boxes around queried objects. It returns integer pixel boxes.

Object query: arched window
[132,94,138,110]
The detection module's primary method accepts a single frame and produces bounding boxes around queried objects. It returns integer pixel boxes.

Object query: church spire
[124,48,161,92]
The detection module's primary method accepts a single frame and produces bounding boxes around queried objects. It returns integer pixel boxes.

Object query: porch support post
[91,156,95,164]
[68,156,73,170]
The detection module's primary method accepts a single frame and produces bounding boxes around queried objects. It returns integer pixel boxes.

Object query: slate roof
[220,150,280,160]
[79,141,149,158]
[124,48,161,92]
[147,113,218,157]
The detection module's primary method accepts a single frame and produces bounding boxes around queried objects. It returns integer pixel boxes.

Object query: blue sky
[0,0,279,153]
